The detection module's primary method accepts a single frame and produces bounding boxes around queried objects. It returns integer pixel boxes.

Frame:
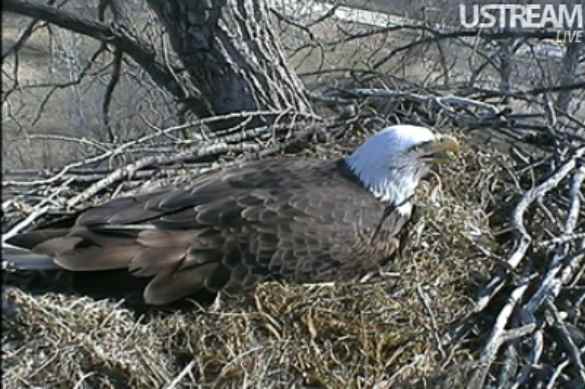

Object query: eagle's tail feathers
[2,243,59,270]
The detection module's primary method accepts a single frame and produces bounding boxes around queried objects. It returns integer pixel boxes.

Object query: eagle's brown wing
[6,159,410,305]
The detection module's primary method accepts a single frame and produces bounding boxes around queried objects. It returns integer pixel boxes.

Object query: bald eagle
[3,125,459,305]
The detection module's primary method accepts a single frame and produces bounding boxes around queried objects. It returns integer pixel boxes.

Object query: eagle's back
[7,158,410,305]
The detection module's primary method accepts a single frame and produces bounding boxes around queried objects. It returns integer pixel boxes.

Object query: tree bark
[556,42,583,113]
[4,0,313,130]
[146,0,312,121]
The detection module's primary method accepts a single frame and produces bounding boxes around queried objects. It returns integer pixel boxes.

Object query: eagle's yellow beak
[432,135,460,161]
[417,135,460,164]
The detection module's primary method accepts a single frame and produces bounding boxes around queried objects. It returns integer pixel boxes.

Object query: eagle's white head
[345,125,459,207]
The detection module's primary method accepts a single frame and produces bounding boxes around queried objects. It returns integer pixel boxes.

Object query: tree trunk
[146,0,313,124]
[556,42,582,113]
[4,0,313,130]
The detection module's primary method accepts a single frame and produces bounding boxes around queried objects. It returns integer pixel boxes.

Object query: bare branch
[4,0,185,100]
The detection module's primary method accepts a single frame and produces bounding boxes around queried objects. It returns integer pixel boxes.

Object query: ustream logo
[459,4,584,42]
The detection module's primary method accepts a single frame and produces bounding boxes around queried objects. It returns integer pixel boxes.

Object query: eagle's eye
[410,141,434,155]
[411,136,460,164]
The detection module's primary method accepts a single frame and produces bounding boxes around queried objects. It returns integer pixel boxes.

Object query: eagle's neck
[341,154,424,212]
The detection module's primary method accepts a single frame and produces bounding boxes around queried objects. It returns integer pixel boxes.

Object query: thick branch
[374,28,564,69]
[3,0,184,101]
[474,82,585,100]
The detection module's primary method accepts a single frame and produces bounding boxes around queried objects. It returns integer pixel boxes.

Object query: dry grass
[2,129,513,388]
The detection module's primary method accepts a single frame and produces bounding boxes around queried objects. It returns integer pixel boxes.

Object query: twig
[66,142,262,208]
[416,284,446,359]
[163,360,195,389]
[525,164,585,313]
[4,110,318,188]
[2,177,74,242]
[546,345,585,389]
[468,280,531,389]
[539,232,585,247]
[547,300,585,387]
[2,206,49,243]
[474,146,585,313]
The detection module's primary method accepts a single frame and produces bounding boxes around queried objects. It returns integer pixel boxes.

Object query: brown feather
[128,246,187,277]
[56,244,137,271]
[33,237,84,257]
[143,263,220,305]
[5,229,71,250]
[5,158,413,305]
[137,230,195,248]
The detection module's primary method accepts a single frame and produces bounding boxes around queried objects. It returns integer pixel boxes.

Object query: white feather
[345,125,435,205]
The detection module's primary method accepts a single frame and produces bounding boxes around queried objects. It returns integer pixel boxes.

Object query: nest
[6,125,571,388]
